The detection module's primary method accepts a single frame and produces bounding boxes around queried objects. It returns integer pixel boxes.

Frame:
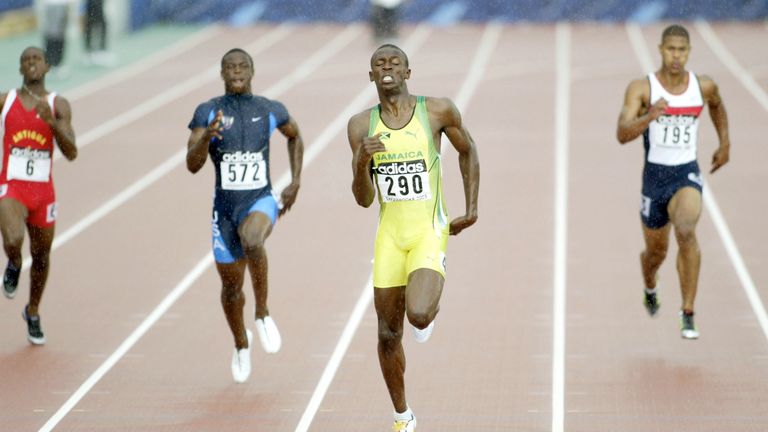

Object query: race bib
[374,159,431,202]
[220,151,267,190]
[650,115,698,149]
[7,147,51,182]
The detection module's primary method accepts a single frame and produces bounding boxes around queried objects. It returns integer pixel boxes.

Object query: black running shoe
[22,305,46,345]
[679,310,699,340]
[3,261,20,299]
[643,290,660,317]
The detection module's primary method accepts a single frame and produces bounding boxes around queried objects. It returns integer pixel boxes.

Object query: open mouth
[381,75,394,84]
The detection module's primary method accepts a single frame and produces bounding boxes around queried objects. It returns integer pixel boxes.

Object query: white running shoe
[412,321,434,343]
[231,329,253,383]
[392,413,417,432]
[255,316,281,353]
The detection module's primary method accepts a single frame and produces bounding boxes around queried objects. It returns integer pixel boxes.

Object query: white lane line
[626,22,655,72]
[454,22,504,110]
[35,27,363,432]
[695,21,768,113]
[37,254,214,432]
[694,21,768,342]
[552,22,570,432]
[52,24,294,162]
[65,26,222,101]
[50,151,184,251]
[294,22,503,432]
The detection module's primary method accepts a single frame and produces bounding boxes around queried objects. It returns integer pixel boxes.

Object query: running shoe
[392,414,417,432]
[412,320,434,343]
[255,316,281,353]
[3,261,20,299]
[679,311,699,340]
[643,289,660,317]
[22,305,45,345]
[231,329,253,383]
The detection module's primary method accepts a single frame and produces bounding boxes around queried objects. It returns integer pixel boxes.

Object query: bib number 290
[385,174,423,197]
[378,172,430,202]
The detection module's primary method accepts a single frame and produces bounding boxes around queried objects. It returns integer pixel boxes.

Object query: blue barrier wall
[130,0,768,30]
[0,0,33,14]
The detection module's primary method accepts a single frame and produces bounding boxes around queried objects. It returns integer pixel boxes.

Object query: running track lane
[563,22,768,432]
[0,22,766,432]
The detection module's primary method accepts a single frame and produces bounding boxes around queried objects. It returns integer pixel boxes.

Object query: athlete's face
[369,48,411,91]
[658,35,690,75]
[221,52,253,94]
[19,48,48,83]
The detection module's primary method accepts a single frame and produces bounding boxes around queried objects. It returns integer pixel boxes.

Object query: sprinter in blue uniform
[186,48,304,383]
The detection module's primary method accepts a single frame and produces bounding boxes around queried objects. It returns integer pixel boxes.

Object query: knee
[406,309,434,330]
[675,223,697,244]
[241,235,266,258]
[377,321,402,349]
[645,247,667,263]
[220,285,244,306]
[3,231,23,252]
[30,251,50,268]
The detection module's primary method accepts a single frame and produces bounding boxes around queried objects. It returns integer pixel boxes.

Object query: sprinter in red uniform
[0,46,77,345]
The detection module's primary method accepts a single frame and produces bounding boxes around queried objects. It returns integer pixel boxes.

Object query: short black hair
[20,46,48,64]
[371,44,409,68]
[661,24,690,43]
[221,48,254,70]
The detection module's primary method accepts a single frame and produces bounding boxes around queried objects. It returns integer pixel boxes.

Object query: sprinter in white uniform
[616,24,731,339]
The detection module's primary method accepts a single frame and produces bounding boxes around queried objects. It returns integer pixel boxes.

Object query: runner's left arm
[434,97,479,236]
[278,115,304,216]
[700,76,730,174]
[41,96,77,161]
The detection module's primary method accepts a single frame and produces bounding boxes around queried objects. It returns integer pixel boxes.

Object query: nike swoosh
[252,117,261,122]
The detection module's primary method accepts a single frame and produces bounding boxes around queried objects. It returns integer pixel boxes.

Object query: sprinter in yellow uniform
[369,95,449,288]
[348,44,479,432]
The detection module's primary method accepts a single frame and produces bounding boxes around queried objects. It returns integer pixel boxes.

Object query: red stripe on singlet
[663,106,703,116]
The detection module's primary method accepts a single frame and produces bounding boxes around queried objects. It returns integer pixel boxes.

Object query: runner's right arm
[186,109,222,173]
[616,79,667,144]
[348,111,384,208]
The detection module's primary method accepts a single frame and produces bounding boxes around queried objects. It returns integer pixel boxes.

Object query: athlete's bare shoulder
[347,107,374,144]
[348,107,373,129]
[425,96,460,129]
[0,91,7,111]
[626,77,650,98]
[696,74,721,102]
[52,94,73,119]
[424,96,454,114]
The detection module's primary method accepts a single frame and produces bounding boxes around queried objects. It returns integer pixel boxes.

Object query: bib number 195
[661,125,691,147]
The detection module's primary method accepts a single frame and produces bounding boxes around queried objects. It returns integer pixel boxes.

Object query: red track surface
[0,22,766,432]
